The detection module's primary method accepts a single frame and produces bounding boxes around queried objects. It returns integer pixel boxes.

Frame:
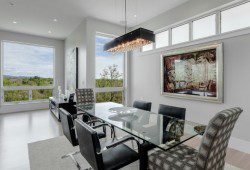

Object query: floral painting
[161,44,223,103]
[66,47,78,93]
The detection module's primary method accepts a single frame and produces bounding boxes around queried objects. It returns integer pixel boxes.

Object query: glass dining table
[76,102,203,169]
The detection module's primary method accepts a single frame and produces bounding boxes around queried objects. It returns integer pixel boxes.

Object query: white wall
[0,30,65,114]
[135,0,235,31]
[65,19,87,89]
[129,0,250,153]
[85,17,125,88]
[65,17,124,90]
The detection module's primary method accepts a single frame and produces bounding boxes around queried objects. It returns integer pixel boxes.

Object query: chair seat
[75,131,106,145]
[148,144,197,170]
[97,131,106,139]
[102,144,139,170]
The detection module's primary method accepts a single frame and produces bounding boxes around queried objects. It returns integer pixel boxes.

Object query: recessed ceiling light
[12,21,17,24]
[9,2,15,7]
[134,14,137,18]
[48,30,52,34]
[53,18,58,22]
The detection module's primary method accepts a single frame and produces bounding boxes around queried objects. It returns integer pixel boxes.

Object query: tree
[96,64,123,103]
[100,64,122,86]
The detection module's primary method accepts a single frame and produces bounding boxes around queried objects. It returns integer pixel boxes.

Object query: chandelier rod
[125,0,127,34]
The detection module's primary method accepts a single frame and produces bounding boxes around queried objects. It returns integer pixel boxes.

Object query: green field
[96,79,123,103]
[3,65,123,103]
[3,76,53,86]
[95,64,123,103]
[3,76,53,102]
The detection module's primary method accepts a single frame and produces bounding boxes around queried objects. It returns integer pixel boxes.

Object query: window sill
[3,100,49,106]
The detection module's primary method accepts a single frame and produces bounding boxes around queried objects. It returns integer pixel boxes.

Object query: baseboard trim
[229,137,250,154]
[195,135,250,154]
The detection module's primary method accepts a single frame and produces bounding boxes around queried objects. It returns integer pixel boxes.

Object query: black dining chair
[133,100,152,111]
[158,104,186,143]
[59,108,109,162]
[158,104,186,119]
[131,100,152,148]
[75,119,140,170]
[158,104,186,128]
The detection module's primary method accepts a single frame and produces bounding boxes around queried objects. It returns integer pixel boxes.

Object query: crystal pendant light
[104,0,155,53]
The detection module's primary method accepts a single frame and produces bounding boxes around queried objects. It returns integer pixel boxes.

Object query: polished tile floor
[0,109,250,170]
[0,110,62,170]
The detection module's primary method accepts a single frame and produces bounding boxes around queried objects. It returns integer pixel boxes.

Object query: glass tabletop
[76,102,203,151]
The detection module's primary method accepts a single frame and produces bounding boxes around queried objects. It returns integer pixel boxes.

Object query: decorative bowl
[109,107,138,115]
[194,125,206,135]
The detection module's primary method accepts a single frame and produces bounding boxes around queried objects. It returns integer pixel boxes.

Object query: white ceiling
[0,0,190,40]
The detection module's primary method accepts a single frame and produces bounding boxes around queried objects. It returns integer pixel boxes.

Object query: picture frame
[161,43,223,103]
[66,47,79,93]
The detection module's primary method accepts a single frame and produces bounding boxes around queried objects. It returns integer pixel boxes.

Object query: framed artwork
[66,47,79,93]
[161,43,223,103]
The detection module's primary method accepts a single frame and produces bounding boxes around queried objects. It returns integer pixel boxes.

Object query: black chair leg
[111,125,116,140]
[139,141,154,170]
[61,151,81,169]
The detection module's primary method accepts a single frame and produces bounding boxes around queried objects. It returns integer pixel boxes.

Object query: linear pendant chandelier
[104,0,155,53]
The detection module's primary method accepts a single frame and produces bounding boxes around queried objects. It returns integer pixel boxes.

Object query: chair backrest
[133,100,152,111]
[75,119,104,170]
[75,88,95,105]
[196,107,243,170]
[158,104,186,119]
[158,104,186,130]
[59,108,78,146]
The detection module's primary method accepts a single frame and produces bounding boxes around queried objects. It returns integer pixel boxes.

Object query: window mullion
[169,28,172,46]
[189,21,193,41]
[0,90,2,104]
[216,11,221,35]
[29,89,32,101]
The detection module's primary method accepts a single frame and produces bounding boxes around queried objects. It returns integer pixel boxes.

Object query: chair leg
[111,125,116,141]
[61,151,82,170]
[131,140,135,149]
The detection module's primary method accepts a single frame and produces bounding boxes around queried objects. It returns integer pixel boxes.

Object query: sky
[95,35,124,79]
[3,42,54,78]
[3,36,122,79]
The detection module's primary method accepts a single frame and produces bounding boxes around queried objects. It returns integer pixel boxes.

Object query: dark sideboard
[49,97,76,121]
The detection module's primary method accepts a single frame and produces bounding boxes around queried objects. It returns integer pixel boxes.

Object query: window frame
[139,0,250,54]
[0,40,55,105]
[155,30,170,49]
[171,22,190,45]
[220,1,250,34]
[94,32,126,104]
[192,13,217,40]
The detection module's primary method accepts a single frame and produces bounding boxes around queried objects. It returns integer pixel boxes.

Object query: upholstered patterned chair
[75,88,114,138]
[148,107,243,170]
[75,88,95,105]
[75,88,95,122]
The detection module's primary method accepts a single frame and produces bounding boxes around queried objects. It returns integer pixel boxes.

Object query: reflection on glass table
[76,102,202,151]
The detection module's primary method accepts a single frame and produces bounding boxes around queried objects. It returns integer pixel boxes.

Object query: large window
[221,2,250,33]
[95,34,124,103]
[193,14,216,39]
[172,24,189,45]
[1,41,54,103]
